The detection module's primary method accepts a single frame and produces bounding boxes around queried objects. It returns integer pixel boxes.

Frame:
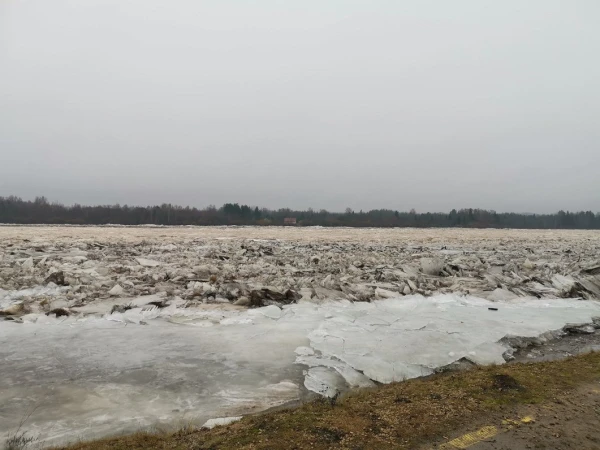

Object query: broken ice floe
[285,295,600,395]
[202,416,242,429]
[2,227,600,321]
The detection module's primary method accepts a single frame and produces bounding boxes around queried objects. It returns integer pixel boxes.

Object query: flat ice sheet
[1,294,599,446]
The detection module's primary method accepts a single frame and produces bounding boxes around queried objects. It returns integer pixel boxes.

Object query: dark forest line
[1,196,599,229]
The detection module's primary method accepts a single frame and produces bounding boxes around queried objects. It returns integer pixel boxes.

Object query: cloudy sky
[1,0,598,213]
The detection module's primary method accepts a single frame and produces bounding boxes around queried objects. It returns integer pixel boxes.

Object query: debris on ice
[202,416,242,429]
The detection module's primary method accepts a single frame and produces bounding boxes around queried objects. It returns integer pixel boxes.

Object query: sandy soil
[428,381,600,450]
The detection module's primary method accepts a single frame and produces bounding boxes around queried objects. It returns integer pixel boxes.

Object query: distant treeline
[1,196,599,229]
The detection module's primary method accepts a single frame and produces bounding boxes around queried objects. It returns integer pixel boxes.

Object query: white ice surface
[1,294,600,446]
[202,416,242,429]
[301,295,600,384]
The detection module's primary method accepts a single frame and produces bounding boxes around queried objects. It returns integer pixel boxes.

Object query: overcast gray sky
[1,1,599,213]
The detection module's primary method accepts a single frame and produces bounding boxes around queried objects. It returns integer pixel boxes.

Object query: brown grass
[56,352,600,450]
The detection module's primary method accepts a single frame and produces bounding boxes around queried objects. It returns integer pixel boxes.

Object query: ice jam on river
[1,226,600,446]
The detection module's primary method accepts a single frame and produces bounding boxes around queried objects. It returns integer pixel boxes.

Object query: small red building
[284,217,297,225]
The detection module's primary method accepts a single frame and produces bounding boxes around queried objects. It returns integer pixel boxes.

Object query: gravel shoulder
[427,381,600,450]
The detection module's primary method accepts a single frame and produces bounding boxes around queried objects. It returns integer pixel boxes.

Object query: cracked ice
[1,293,600,446]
